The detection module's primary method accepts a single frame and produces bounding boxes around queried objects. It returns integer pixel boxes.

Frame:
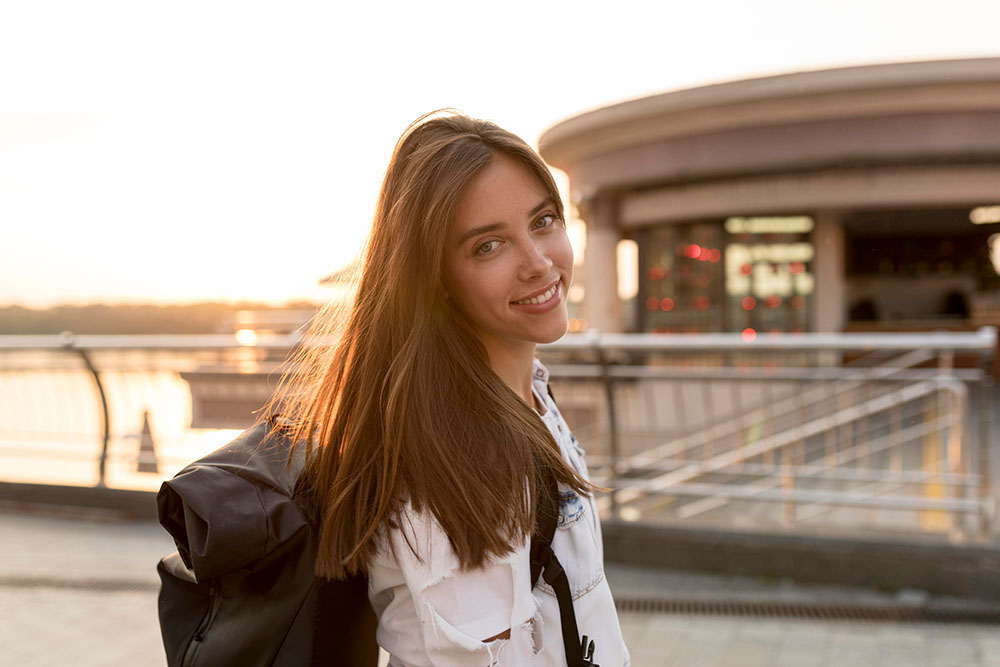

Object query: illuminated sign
[724,216,815,234]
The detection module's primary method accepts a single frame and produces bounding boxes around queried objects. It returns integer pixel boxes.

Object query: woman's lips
[512,281,559,305]
[510,281,563,312]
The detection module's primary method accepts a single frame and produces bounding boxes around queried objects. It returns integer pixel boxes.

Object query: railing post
[63,335,110,488]
[978,359,995,538]
[968,327,995,538]
[597,339,620,519]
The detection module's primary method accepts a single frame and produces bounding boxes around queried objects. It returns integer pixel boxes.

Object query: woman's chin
[534,320,570,344]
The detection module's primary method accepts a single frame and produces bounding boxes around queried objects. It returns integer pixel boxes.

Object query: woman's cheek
[551,231,574,278]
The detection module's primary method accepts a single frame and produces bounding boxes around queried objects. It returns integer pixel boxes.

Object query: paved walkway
[2,508,998,666]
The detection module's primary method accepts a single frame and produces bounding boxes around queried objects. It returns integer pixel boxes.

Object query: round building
[539,58,1000,336]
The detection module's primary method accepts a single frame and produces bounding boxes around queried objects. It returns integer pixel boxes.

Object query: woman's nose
[518,239,552,280]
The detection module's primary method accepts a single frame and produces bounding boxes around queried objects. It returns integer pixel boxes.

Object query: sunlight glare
[235,328,258,346]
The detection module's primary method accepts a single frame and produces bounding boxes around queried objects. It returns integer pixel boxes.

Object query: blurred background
[3,1,1000,665]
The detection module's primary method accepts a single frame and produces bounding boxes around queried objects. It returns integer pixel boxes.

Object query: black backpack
[157,416,597,666]
[156,420,378,666]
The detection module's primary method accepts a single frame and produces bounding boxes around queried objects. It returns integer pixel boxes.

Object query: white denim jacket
[367,359,630,666]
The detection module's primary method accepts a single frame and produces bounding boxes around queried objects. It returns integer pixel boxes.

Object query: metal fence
[0,333,295,492]
[539,328,997,542]
[0,329,995,541]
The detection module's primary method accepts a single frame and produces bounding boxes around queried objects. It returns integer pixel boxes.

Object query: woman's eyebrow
[458,222,504,245]
[527,197,554,219]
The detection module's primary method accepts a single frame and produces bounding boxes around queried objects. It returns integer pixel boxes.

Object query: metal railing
[539,328,996,541]
[0,329,995,540]
[0,332,297,490]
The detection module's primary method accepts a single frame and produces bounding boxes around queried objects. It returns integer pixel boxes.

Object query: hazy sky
[2,0,999,307]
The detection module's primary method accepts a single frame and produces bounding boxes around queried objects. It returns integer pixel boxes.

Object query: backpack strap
[528,383,599,667]
[310,573,378,666]
[298,451,379,667]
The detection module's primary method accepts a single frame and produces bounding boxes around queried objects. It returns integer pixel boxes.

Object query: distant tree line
[0,302,319,335]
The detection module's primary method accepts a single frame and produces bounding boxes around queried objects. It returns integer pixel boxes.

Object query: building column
[581,193,622,333]
[811,210,846,333]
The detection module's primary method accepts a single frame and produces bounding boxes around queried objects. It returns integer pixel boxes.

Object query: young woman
[279,112,630,666]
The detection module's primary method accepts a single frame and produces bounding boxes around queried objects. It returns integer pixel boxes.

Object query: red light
[767,294,782,308]
[742,328,757,342]
[790,261,805,275]
[709,249,722,263]
[646,296,659,310]
[740,263,753,276]
[741,296,756,310]
[698,246,712,261]
[647,266,667,281]
[660,297,675,311]
[684,244,701,259]
[694,296,710,310]
[790,295,805,309]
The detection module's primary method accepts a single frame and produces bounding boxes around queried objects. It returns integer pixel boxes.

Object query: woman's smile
[511,280,562,309]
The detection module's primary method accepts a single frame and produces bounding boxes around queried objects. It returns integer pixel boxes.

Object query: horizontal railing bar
[794,479,914,524]
[1,327,995,355]
[3,361,977,383]
[608,481,985,512]
[609,458,981,487]
[0,445,214,466]
[547,365,985,382]
[544,328,998,354]
[0,333,303,351]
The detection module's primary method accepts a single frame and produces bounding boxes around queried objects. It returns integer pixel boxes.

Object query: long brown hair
[273,112,592,578]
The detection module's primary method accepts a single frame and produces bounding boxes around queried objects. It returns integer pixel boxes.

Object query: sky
[2,0,999,307]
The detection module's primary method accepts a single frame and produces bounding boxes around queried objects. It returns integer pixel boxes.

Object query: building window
[637,216,814,334]
[639,222,725,333]
[724,216,814,335]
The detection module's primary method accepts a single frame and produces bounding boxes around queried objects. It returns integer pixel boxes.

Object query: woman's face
[442,154,573,361]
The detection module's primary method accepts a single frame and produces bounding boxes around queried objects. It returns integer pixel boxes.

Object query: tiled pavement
[2,508,998,667]
[622,614,1000,667]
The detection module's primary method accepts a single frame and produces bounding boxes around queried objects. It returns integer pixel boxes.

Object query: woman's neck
[483,341,537,406]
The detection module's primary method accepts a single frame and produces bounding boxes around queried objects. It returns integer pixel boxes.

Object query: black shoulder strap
[311,573,378,666]
[529,383,599,667]
[530,382,560,585]
[530,472,559,587]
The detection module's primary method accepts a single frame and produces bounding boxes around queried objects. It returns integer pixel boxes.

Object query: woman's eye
[534,214,559,229]
[476,240,501,255]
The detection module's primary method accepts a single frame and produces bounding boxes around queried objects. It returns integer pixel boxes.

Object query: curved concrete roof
[539,58,1000,172]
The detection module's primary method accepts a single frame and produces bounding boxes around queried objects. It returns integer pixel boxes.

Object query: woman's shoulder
[372,501,528,579]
